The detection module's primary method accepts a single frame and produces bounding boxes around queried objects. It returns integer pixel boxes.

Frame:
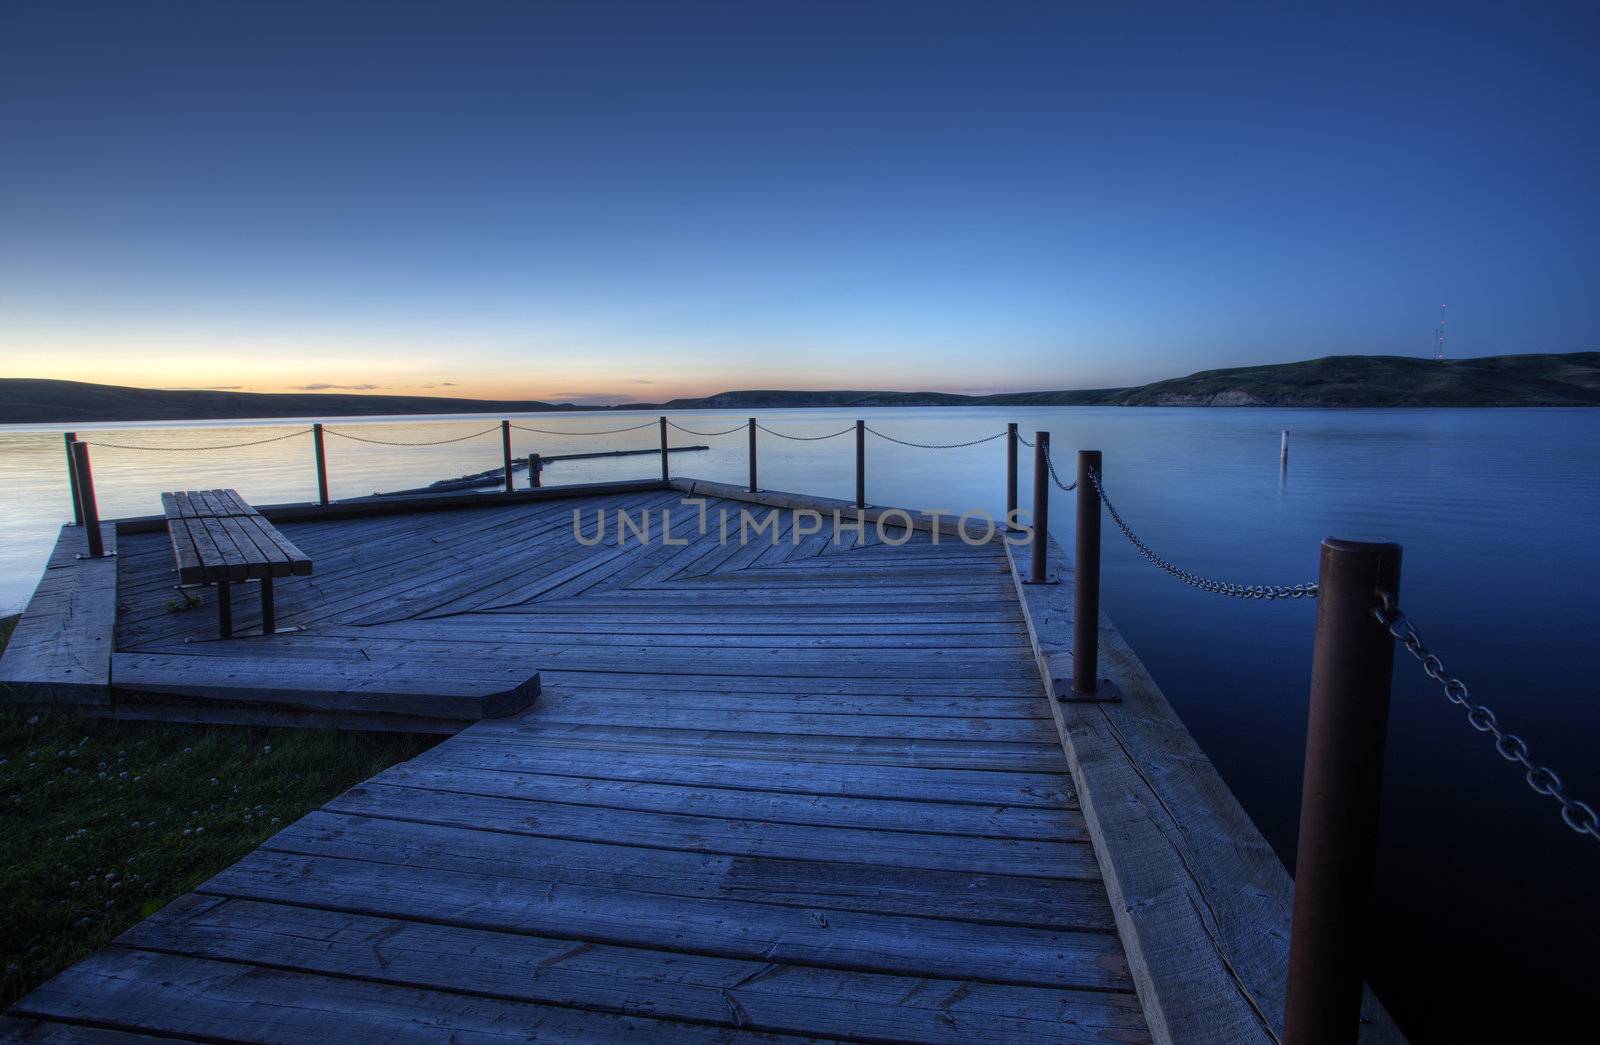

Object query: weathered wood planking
[1005,535,1406,1045]
[161,488,312,584]
[11,487,1153,1041]
[0,524,117,705]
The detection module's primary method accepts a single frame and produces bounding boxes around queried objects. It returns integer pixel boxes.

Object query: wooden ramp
[4,490,1149,1042]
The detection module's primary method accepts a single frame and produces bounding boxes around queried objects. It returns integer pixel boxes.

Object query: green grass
[0,614,437,1007]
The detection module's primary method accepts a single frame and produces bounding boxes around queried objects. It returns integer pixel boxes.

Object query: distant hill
[652,353,1600,409]
[5,353,1599,423]
[652,388,1120,409]
[0,379,578,424]
[1106,352,1600,407]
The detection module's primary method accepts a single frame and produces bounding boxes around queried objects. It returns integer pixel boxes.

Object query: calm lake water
[2,406,1596,1040]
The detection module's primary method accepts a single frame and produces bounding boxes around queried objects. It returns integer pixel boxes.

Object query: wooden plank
[115,895,1148,1043]
[431,739,1075,807]
[0,1016,189,1042]
[217,514,286,578]
[0,525,117,705]
[13,948,794,1043]
[239,514,314,575]
[268,810,1113,930]
[112,652,540,721]
[1004,536,1405,1044]
[164,518,208,584]
[322,780,1101,879]
[376,759,1079,838]
[199,849,1133,991]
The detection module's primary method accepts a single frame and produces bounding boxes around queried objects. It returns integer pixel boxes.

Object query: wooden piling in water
[501,421,514,494]
[312,423,329,505]
[855,420,865,510]
[64,431,84,526]
[69,441,104,558]
[1072,449,1104,697]
[1006,423,1018,528]
[748,417,758,492]
[527,453,543,488]
[1028,432,1049,583]
[659,417,670,482]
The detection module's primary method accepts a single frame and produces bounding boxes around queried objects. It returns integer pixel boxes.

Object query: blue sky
[2,1,1596,402]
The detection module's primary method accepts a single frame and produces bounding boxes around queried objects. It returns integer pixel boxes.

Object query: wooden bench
[162,489,313,638]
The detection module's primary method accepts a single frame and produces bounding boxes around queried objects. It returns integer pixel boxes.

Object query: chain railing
[511,419,658,436]
[324,424,502,446]
[1041,441,1077,492]
[667,419,749,437]
[755,422,857,441]
[82,428,314,451]
[864,425,1007,450]
[1374,592,1598,842]
[1089,469,1319,600]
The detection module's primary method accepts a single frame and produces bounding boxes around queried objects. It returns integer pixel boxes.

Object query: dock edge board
[1004,535,1406,1045]
[0,524,118,705]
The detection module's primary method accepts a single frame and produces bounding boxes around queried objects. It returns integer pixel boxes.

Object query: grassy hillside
[1109,353,1600,407]
[0,379,580,424]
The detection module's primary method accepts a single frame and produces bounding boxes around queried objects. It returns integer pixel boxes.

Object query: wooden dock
[1,479,1401,1043]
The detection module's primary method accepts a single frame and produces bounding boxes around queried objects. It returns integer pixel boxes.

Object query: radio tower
[1435,304,1446,360]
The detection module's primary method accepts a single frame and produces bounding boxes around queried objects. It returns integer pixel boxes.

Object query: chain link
[754,422,857,441]
[324,424,501,446]
[1089,470,1318,600]
[864,426,1007,450]
[667,420,749,437]
[1016,432,1034,448]
[511,419,658,436]
[1041,442,1077,492]
[1374,592,1599,842]
[82,428,314,451]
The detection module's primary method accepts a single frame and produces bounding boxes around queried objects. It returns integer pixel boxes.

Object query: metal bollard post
[659,416,670,482]
[855,420,866,510]
[1005,423,1018,529]
[1072,450,1104,697]
[748,417,758,492]
[312,423,329,505]
[1028,432,1049,583]
[501,420,514,494]
[1284,538,1402,1045]
[69,441,105,558]
[528,453,542,488]
[64,431,84,525]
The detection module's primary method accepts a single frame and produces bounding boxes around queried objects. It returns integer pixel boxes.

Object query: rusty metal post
[1072,450,1104,695]
[748,417,758,492]
[501,420,514,494]
[70,441,105,558]
[64,431,84,525]
[855,420,865,510]
[1028,432,1048,583]
[1285,538,1402,1045]
[659,416,670,482]
[528,453,542,488]
[312,423,329,505]
[1005,423,1018,528]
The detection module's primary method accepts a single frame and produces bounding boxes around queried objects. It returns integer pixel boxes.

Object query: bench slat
[163,488,313,585]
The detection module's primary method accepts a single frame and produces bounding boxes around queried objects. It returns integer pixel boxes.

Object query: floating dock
[0,477,1401,1043]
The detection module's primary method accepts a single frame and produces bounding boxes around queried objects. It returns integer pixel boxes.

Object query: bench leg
[217,580,233,638]
[260,576,276,635]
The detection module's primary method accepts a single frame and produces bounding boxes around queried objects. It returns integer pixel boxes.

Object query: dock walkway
[4,489,1150,1042]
